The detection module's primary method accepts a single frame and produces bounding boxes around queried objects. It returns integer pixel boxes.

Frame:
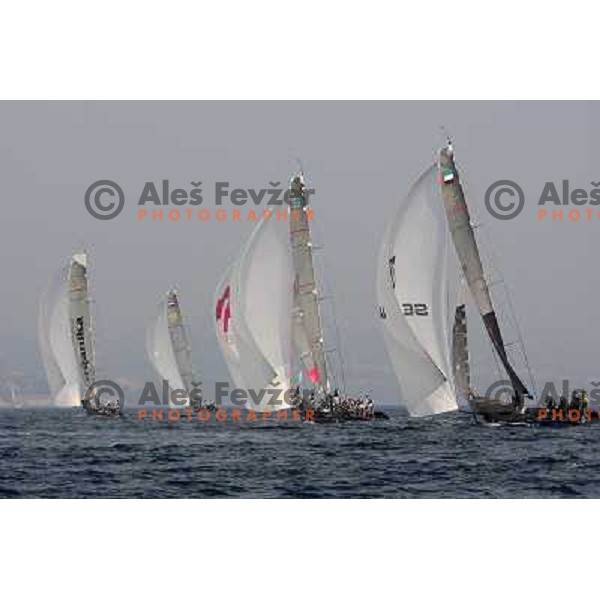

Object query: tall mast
[289,172,329,393]
[438,143,529,398]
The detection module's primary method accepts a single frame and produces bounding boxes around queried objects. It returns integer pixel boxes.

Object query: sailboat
[39,252,120,415]
[146,289,202,409]
[10,385,22,408]
[378,139,533,422]
[215,172,379,421]
[438,140,533,422]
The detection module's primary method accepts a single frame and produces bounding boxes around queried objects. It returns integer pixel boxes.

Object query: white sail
[146,291,190,408]
[166,291,195,396]
[377,164,457,416]
[39,253,95,407]
[215,215,295,412]
[214,265,246,398]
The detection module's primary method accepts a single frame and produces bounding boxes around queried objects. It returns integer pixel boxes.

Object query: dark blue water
[0,407,597,498]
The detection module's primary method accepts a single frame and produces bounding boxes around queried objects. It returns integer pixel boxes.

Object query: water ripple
[1,408,599,498]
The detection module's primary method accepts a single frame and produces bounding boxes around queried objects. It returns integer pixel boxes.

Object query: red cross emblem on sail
[306,366,320,384]
[216,285,232,335]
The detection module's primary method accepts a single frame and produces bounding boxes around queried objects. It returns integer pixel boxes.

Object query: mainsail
[146,289,195,408]
[438,144,529,398]
[289,174,329,393]
[452,304,472,410]
[377,165,458,416]
[214,213,295,412]
[39,252,96,407]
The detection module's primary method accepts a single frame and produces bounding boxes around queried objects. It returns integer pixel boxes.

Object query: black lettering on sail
[388,256,396,289]
[401,303,429,317]
[75,316,91,385]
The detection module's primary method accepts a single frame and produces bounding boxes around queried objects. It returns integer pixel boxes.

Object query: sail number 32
[402,303,429,316]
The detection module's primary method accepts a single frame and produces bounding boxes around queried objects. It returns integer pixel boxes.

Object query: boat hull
[469,398,591,427]
[302,408,388,424]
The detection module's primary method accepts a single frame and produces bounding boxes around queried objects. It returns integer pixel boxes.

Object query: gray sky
[0,101,597,403]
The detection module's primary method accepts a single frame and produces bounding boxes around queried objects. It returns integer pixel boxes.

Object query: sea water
[0,407,596,498]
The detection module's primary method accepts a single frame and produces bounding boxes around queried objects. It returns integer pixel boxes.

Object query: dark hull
[82,396,122,417]
[306,409,388,424]
[85,407,122,418]
[470,400,590,427]
[470,396,521,424]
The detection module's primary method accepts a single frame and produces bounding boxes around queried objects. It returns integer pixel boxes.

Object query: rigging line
[503,282,538,398]
[469,337,503,386]
[330,297,347,395]
[479,227,537,396]
[320,258,347,394]
[309,216,347,395]
[485,322,505,393]
[439,125,452,147]
[475,226,529,382]
[289,154,305,176]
